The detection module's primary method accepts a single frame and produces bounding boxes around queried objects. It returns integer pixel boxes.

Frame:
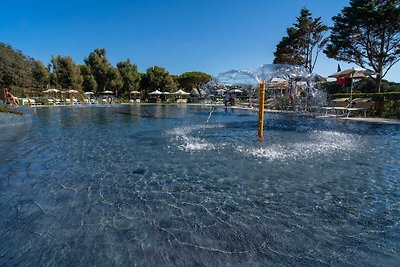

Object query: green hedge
[329,92,400,101]
[382,100,400,119]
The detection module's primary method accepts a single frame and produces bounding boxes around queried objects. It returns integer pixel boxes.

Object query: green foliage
[80,65,97,92]
[83,48,129,95]
[106,67,123,96]
[354,77,400,93]
[0,43,212,100]
[324,0,400,92]
[320,81,346,94]
[29,59,50,89]
[117,59,141,97]
[50,55,83,89]
[0,42,32,88]
[84,48,111,92]
[140,66,177,95]
[322,78,400,94]
[329,92,400,101]
[273,29,303,65]
[383,100,400,119]
[9,86,26,98]
[177,71,212,95]
[273,8,328,73]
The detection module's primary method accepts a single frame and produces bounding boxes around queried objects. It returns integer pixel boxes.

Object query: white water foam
[237,131,359,162]
[167,124,225,152]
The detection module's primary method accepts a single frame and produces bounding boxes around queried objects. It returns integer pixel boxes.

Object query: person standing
[224,94,229,107]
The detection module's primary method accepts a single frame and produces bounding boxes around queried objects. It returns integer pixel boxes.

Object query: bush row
[382,100,400,119]
[329,92,400,101]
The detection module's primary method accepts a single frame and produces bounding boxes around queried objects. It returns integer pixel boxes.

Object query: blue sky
[1,0,399,82]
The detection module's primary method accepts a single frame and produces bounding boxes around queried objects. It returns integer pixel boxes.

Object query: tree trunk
[375,74,382,93]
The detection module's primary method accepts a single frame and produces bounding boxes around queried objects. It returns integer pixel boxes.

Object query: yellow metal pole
[258,80,266,141]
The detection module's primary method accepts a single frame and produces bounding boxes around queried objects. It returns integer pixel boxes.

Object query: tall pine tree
[273,8,328,73]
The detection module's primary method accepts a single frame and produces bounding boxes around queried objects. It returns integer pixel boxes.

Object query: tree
[0,42,32,88]
[354,77,400,93]
[29,59,50,89]
[80,65,97,92]
[273,28,303,65]
[50,55,83,89]
[106,67,123,96]
[177,71,212,96]
[273,8,328,73]
[84,48,111,92]
[117,59,141,97]
[324,0,400,92]
[140,66,177,95]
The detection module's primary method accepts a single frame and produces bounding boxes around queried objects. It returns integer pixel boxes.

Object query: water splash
[212,64,313,87]
[207,64,327,108]
[206,108,214,123]
[167,124,225,152]
[212,69,259,87]
[236,130,358,162]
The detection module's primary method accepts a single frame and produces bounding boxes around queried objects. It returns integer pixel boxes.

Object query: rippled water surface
[1,105,400,266]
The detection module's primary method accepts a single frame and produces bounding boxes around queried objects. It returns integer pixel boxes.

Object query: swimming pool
[1,105,400,266]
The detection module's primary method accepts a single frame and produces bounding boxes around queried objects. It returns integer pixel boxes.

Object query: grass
[0,105,23,115]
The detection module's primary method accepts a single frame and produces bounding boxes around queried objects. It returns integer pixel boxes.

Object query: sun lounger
[322,98,350,116]
[346,98,374,117]
[28,98,38,106]
[264,98,276,109]
[72,98,81,105]
[19,98,29,105]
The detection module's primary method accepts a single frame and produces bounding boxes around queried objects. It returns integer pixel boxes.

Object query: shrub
[382,100,400,119]
[329,92,400,101]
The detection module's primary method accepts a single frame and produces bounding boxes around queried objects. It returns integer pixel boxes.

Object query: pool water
[1,105,400,266]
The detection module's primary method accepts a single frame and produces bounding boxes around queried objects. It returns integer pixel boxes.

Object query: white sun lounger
[346,98,374,117]
[28,98,39,106]
[322,98,351,116]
